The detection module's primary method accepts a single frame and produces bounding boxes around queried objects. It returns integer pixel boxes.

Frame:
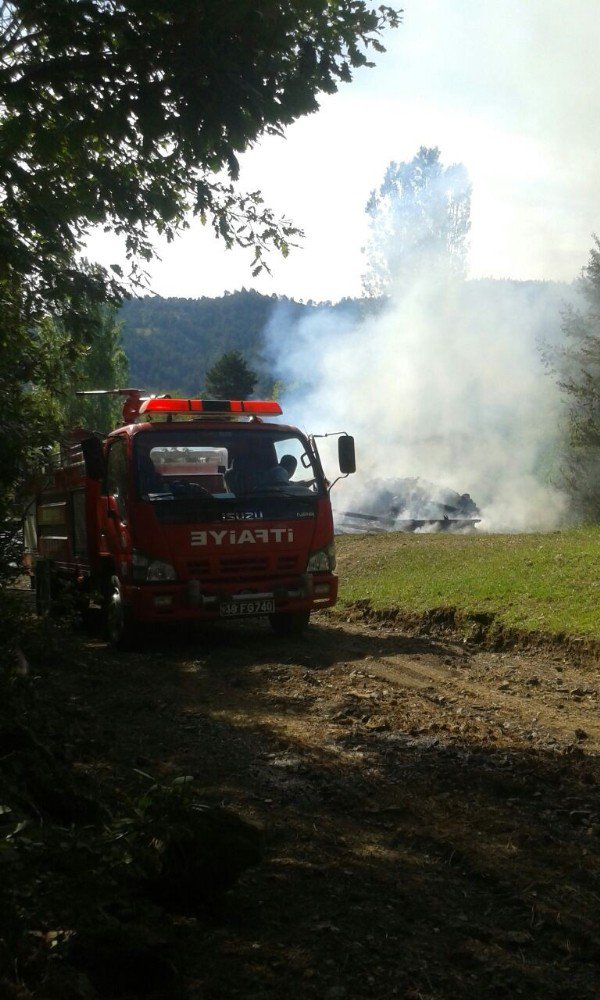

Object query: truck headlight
[307,542,336,573]
[132,550,177,582]
[147,559,177,582]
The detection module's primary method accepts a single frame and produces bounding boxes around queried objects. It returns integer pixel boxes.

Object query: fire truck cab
[33,394,356,646]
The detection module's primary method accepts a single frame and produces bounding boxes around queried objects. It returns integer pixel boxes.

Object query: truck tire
[104,576,139,649]
[35,561,84,620]
[269,610,310,637]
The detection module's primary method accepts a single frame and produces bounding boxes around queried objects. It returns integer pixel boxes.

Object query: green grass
[335,527,600,639]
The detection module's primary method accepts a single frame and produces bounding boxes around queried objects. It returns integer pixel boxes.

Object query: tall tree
[0,1,399,548]
[205,351,258,399]
[48,302,129,433]
[362,146,471,297]
[0,1,400,314]
[553,238,600,520]
[0,294,127,534]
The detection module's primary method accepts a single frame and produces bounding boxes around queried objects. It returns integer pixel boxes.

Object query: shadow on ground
[42,615,597,1000]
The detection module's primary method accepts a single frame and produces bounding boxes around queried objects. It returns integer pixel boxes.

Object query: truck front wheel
[269,610,310,637]
[104,576,138,649]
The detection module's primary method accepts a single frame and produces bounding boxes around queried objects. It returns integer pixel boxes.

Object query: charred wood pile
[336,477,481,534]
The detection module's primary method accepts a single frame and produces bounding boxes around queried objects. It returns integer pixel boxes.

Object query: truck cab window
[134,429,324,501]
[272,437,317,491]
[105,438,129,520]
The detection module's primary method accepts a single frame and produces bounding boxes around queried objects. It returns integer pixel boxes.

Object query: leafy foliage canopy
[0,0,400,310]
[0,0,399,555]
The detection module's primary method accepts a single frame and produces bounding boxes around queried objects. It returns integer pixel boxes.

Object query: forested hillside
[119,280,574,398]
[118,290,316,396]
[118,289,374,396]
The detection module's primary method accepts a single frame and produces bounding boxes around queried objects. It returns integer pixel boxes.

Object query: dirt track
[40,609,599,999]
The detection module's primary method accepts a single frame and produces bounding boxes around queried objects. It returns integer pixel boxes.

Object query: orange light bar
[138,398,283,417]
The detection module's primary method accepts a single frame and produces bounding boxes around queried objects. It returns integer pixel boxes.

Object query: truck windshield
[134,427,323,501]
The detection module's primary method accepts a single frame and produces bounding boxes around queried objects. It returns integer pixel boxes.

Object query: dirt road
[43,612,600,998]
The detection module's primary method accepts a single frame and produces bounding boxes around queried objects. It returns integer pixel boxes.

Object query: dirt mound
[339,599,600,665]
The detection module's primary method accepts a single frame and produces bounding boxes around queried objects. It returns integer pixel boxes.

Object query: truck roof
[108,419,302,438]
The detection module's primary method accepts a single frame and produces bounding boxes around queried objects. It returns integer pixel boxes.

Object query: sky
[87,0,600,304]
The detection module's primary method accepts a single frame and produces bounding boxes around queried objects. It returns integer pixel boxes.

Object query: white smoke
[266,277,575,532]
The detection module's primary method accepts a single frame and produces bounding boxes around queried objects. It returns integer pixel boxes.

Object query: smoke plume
[266,277,574,532]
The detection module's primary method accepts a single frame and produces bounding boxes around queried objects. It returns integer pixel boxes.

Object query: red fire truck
[32,391,356,646]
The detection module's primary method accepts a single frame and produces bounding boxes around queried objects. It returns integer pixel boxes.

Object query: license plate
[220,599,275,617]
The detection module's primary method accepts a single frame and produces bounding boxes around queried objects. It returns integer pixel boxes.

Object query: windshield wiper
[247,488,317,501]
[145,490,220,506]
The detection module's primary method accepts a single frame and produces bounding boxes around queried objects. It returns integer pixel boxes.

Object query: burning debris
[336,477,481,533]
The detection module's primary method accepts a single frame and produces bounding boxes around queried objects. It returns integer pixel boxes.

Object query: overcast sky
[87,0,600,303]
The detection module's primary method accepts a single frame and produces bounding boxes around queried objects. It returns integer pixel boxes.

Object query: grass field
[335,526,600,639]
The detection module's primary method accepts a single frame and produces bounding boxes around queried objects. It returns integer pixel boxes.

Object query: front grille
[277,554,301,572]
[186,553,303,584]
[188,560,210,578]
[220,556,269,579]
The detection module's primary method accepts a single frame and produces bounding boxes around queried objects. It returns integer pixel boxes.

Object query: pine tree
[204,351,258,399]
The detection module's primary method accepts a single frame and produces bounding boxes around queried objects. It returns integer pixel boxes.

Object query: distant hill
[118,280,576,397]
[118,290,319,396]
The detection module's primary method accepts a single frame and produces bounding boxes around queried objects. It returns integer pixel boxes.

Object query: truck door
[102,436,131,573]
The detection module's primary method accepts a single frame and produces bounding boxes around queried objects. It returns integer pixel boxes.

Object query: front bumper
[123,572,338,622]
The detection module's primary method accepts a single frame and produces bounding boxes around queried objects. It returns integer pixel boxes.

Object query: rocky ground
[2,606,600,998]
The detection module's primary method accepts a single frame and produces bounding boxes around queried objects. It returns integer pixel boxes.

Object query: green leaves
[552,237,600,520]
[0,1,398,297]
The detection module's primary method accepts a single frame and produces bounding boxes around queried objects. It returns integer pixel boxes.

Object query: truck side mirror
[81,437,105,481]
[338,435,356,475]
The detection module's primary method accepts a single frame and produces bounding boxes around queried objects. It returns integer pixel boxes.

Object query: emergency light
[75,389,282,423]
[138,398,283,418]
